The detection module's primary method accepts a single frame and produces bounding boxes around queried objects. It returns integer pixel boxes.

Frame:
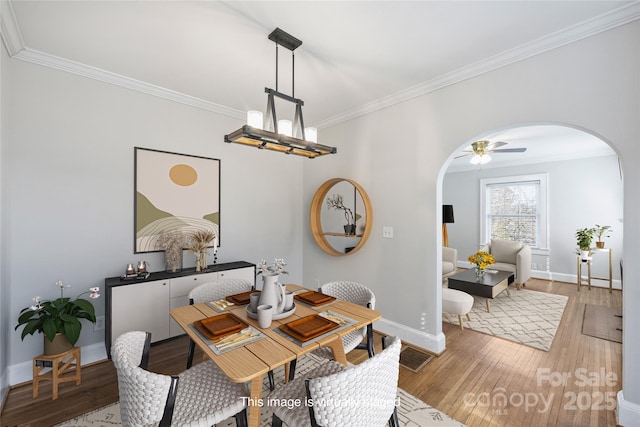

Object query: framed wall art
[134,147,221,254]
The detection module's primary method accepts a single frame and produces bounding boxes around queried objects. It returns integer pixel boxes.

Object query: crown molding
[1,0,243,117]
[1,1,638,126]
[12,47,246,119]
[0,0,25,55]
[314,2,640,129]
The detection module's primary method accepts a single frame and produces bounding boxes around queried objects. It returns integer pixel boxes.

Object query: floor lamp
[443,205,454,247]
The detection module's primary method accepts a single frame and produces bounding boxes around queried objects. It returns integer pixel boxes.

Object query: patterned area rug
[443,288,568,351]
[56,353,465,427]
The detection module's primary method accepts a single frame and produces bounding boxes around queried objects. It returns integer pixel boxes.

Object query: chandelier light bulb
[247,110,263,129]
[305,127,318,143]
[278,120,292,137]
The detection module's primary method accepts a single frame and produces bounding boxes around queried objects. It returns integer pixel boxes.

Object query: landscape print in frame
[134,147,220,253]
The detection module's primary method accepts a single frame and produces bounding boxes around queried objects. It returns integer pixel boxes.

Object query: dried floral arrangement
[257,258,288,276]
[157,231,186,273]
[188,229,216,271]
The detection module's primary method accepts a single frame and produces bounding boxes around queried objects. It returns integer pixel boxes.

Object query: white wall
[0,32,8,403]
[303,21,640,416]
[2,56,307,380]
[444,153,623,287]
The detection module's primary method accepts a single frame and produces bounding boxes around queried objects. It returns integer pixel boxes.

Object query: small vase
[343,224,356,235]
[200,251,208,271]
[44,333,73,355]
[596,242,605,249]
[475,268,485,279]
[195,251,201,272]
[165,255,182,273]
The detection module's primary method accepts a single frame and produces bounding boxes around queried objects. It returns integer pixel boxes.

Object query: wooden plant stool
[33,347,81,400]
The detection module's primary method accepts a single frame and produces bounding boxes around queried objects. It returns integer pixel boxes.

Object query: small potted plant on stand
[15,281,100,355]
[594,224,612,249]
[575,227,595,261]
[326,193,356,234]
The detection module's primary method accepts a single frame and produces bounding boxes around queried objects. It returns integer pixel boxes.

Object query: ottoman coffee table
[448,269,514,312]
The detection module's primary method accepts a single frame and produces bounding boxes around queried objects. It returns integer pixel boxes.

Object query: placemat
[189,324,266,355]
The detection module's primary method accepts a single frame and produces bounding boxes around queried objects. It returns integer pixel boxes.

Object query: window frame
[480,173,549,250]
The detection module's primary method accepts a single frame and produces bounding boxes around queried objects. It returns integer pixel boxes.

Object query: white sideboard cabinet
[105,261,255,357]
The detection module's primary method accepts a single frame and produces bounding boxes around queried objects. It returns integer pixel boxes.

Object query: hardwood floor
[1,279,622,427]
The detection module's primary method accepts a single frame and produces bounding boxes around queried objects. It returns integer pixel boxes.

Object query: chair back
[306,336,401,426]
[112,331,174,427]
[320,281,375,309]
[188,278,253,304]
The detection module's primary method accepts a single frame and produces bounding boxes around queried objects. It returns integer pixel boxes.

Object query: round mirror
[310,178,373,256]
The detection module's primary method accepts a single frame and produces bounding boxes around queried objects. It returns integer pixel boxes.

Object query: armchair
[442,246,458,280]
[480,239,531,289]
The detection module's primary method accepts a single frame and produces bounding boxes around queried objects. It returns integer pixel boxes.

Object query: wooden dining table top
[169,283,381,427]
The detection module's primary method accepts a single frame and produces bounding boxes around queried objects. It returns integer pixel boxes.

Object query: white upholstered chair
[186,278,253,368]
[268,336,401,427]
[112,331,248,427]
[442,246,458,280]
[480,239,532,289]
[316,281,376,358]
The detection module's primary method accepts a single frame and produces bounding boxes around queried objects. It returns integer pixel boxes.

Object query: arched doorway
[441,123,622,289]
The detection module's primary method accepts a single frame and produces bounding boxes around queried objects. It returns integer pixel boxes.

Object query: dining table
[169,283,382,427]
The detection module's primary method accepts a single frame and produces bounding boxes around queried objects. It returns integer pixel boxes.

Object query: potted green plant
[594,224,612,248]
[15,281,100,355]
[326,193,356,234]
[575,227,595,260]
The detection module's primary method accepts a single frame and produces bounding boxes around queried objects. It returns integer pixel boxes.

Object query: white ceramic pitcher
[258,273,286,314]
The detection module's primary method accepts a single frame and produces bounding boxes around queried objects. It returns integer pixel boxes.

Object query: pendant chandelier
[224,28,337,158]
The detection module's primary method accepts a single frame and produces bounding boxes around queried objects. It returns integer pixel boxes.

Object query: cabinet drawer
[218,266,255,283]
[170,272,218,298]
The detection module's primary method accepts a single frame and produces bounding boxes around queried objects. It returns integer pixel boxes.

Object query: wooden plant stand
[33,347,81,400]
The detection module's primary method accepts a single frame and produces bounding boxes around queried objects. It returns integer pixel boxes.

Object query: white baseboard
[374,318,446,354]
[0,369,8,410]
[617,391,640,426]
[7,342,108,386]
[551,271,622,290]
[456,261,621,290]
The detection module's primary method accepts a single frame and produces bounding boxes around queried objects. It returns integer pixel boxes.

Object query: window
[480,174,548,249]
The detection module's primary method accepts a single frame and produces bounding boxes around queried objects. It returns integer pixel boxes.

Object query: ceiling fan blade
[484,141,508,150]
[490,148,527,153]
[455,153,472,159]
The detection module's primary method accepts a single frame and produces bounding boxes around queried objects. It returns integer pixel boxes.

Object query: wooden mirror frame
[310,178,373,256]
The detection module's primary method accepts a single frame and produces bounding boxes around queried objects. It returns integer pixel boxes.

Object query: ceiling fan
[457,140,527,165]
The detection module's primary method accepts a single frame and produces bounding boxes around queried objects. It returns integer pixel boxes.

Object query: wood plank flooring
[1,278,622,427]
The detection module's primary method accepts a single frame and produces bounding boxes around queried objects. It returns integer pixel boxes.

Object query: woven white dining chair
[112,331,249,427]
[268,336,402,427]
[315,281,376,358]
[186,278,253,368]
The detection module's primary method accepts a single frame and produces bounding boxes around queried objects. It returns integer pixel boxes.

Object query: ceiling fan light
[305,127,317,143]
[470,154,491,165]
[247,110,263,129]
